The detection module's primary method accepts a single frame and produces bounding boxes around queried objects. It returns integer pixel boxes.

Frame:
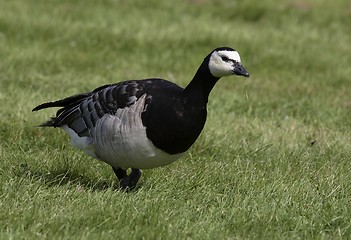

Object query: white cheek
[208,56,232,78]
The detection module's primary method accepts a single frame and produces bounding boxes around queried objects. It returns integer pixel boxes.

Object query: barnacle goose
[33,47,249,190]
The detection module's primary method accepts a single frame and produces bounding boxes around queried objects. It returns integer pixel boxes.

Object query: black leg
[112,167,127,180]
[112,167,141,191]
[127,168,141,189]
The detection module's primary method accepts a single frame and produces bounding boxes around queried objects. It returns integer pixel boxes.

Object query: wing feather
[32,81,147,138]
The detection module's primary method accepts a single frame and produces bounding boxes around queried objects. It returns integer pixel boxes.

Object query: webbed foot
[112,167,141,191]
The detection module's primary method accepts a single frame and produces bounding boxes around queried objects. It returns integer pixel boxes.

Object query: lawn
[1,0,351,239]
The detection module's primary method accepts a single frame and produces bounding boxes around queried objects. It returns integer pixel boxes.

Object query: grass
[1,0,351,239]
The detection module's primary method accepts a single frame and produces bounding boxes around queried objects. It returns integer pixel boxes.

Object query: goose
[33,47,249,190]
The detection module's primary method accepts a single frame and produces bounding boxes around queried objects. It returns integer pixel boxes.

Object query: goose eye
[221,56,229,61]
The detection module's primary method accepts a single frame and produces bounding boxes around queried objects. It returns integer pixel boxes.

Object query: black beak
[233,63,249,77]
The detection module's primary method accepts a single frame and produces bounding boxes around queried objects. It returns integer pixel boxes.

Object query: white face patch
[208,50,242,78]
[218,50,241,63]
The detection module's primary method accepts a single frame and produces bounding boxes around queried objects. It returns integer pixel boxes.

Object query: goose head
[208,47,249,78]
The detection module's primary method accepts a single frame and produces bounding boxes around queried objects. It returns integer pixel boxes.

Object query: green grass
[1,0,351,239]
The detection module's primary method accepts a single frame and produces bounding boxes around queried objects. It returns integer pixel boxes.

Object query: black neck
[142,56,220,155]
[184,57,220,104]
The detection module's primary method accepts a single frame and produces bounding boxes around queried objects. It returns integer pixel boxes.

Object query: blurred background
[0,0,350,238]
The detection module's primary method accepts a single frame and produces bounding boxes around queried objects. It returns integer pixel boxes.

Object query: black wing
[32,81,149,138]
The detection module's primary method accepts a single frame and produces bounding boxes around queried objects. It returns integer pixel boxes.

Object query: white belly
[62,94,183,169]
